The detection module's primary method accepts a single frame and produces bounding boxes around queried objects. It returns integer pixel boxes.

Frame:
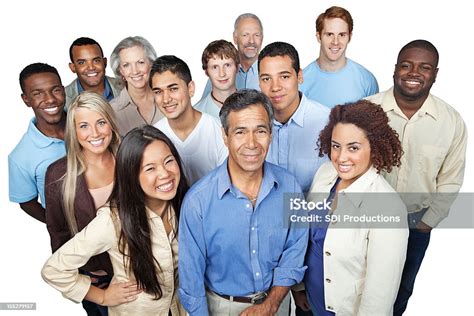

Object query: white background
[1,0,472,314]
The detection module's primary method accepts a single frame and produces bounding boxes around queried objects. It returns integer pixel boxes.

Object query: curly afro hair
[318,99,403,173]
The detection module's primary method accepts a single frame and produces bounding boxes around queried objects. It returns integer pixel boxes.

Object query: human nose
[338,148,349,162]
[86,60,95,70]
[162,89,172,104]
[245,132,257,148]
[43,91,56,104]
[332,35,339,45]
[219,66,225,77]
[271,78,281,92]
[157,164,170,179]
[249,35,255,45]
[90,124,99,137]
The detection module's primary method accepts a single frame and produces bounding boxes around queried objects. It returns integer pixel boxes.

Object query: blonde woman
[110,36,162,136]
[45,91,121,315]
[43,126,189,315]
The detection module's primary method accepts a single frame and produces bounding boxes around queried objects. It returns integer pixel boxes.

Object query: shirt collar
[273,92,306,128]
[383,87,438,120]
[340,167,380,207]
[28,117,64,148]
[217,159,279,200]
[76,78,113,101]
[239,60,258,74]
[115,88,135,111]
[322,164,380,208]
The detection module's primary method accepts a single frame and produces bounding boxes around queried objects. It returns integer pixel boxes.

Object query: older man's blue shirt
[178,161,308,315]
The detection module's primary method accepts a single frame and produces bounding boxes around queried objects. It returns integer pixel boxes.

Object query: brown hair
[316,6,353,34]
[318,100,403,173]
[201,39,239,72]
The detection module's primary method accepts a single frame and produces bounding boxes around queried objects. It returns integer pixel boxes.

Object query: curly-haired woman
[296,100,409,315]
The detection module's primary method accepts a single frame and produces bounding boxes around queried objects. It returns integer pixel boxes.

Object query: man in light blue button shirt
[259,42,329,194]
[200,13,264,99]
[179,90,308,316]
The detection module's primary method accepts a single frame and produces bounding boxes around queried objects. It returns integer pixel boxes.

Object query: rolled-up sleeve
[273,183,309,287]
[178,195,209,316]
[41,208,115,303]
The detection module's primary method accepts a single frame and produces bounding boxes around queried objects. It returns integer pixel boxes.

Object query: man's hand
[239,301,277,316]
[240,286,289,316]
[292,290,310,311]
[416,221,432,233]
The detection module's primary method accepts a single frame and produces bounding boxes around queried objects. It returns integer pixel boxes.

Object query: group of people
[8,5,467,316]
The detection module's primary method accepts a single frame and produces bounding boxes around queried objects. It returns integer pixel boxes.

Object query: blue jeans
[393,211,431,316]
[80,270,111,316]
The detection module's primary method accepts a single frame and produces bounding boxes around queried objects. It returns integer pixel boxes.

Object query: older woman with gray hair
[110,36,162,136]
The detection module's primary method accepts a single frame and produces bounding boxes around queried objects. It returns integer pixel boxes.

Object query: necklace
[210,91,225,105]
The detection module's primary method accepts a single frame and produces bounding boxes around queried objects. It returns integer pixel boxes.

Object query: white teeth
[339,164,352,172]
[86,73,98,77]
[157,181,173,192]
[89,139,104,146]
[131,76,143,81]
[406,80,421,85]
[44,107,58,113]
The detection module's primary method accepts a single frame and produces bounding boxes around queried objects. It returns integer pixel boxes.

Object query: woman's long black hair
[109,125,188,299]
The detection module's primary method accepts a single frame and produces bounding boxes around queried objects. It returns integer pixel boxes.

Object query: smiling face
[317,17,351,65]
[151,70,195,121]
[206,55,238,92]
[74,107,113,157]
[330,123,371,188]
[139,140,181,210]
[259,55,302,123]
[233,17,263,62]
[69,44,106,90]
[118,45,152,90]
[223,104,271,177]
[21,72,65,127]
[393,47,438,102]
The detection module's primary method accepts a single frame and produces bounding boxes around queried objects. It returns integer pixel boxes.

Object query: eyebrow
[152,83,179,91]
[331,140,361,145]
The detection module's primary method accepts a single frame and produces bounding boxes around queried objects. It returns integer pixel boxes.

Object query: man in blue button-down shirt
[259,42,329,193]
[179,90,308,316]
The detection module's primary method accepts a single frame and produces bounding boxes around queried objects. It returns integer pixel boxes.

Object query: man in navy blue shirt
[178,89,308,316]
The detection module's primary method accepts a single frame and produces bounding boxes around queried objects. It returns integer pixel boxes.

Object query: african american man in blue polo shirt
[9,63,66,222]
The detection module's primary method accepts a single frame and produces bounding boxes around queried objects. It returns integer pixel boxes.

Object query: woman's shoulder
[45,156,67,183]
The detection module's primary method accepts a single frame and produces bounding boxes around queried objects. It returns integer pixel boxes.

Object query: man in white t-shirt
[150,55,228,185]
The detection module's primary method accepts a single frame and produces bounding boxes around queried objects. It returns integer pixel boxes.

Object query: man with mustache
[366,39,467,315]
[179,89,308,316]
[300,6,378,108]
[200,13,264,98]
[65,37,122,108]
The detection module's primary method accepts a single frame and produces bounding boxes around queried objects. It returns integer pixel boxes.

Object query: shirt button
[327,306,333,310]
[252,250,256,254]
[325,251,331,256]
[325,278,331,283]
[256,272,260,277]
[246,204,251,208]
[251,227,255,231]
